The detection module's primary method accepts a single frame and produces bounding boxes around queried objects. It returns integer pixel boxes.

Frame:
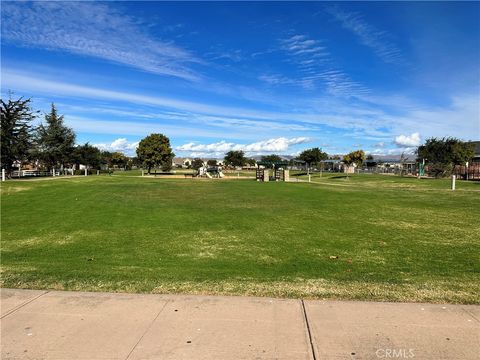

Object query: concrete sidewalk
[1,289,478,359]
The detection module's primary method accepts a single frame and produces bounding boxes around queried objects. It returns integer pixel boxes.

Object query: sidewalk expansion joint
[1,290,50,319]
[125,299,170,360]
[301,299,317,360]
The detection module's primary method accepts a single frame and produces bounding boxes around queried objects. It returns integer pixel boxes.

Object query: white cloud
[275,34,369,96]
[394,133,421,147]
[280,35,329,59]
[93,138,139,153]
[258,74,293,86]
[111,138,139,151]
[370,147,417,156]
[177,137,310,155]
[4,70,478,143]
[67,116,228,139]
[1,2,201,81]
[326,6,404,65]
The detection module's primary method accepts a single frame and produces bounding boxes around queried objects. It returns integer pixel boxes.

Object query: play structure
[255,161,290,182]
[197,166,225,178]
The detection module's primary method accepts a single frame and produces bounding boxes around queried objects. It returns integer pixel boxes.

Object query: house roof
[467,141,480,156]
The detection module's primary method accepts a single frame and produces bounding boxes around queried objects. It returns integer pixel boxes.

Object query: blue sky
[1,1,479,157]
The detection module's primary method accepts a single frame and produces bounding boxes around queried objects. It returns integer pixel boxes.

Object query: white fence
[10,170,62,178]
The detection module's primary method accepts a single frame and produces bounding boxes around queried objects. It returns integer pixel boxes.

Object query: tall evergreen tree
[1,95,37,177]
[36,103,75,169]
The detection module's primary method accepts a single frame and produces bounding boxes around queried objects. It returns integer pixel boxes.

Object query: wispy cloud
[257,74,294,86]
[1,2,202,81]
[3,69,376,136]
[4,70,477,145]
[280,35,329,60]
[264,34,369,96]
[207,49,244,62]
[66,116,229,139]
[177,137,310,156]
[53,102,318,134]
[326,5,404,65]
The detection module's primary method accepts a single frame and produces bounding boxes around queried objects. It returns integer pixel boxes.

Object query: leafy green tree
[298,147,328,170]
[192,158,204,170]
[131,156,142,167]
[100,151,113,168]
[343,150,366,167]
[417,137,475,177]
[125,158,134,170]
[110,152,128,168]
[224,150,246,167]
[1,96,37,177]
[73,143,101,169]
[207,159,217,166]
[261,154,282,163]
[343,150,365,178]
[35,103,75,170]
[246,158,257,166]
[366,154,377,168]
[136,133,174,174]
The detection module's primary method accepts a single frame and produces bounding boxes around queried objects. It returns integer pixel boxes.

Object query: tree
[1,95,37,177]
[35,103,75,170]
[261,154,282,163]
[343,150,365,177]
[207,159,217,166]
[100,151,113,168]
[224,150,246,167]
[417,137,475,178]
[125,158,134,170]
[366,154,377,168]
[399,152,407,177]
[73,143,101,169]
[110,152,128,168]
[246,158,257,166]
[136,133,174,174]
[131,156,142,168]
[191,158,204,170]
[298,147,328,171]
[343,150,365,167]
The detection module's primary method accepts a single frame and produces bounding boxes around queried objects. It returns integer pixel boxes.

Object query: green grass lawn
[1,175,479,303]
[110,169,197,176]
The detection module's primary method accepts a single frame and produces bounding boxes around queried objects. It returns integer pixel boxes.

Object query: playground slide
[218,171,225,178]
[206,172,213,179]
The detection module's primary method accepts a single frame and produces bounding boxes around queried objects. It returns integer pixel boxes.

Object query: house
[454,141,480,180]
[172,157,192,168]
[467,141,480,162]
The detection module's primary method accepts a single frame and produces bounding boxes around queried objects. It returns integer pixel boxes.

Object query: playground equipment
[197,166,224,179]
[256,168,289,182]
[255,161,290,182]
